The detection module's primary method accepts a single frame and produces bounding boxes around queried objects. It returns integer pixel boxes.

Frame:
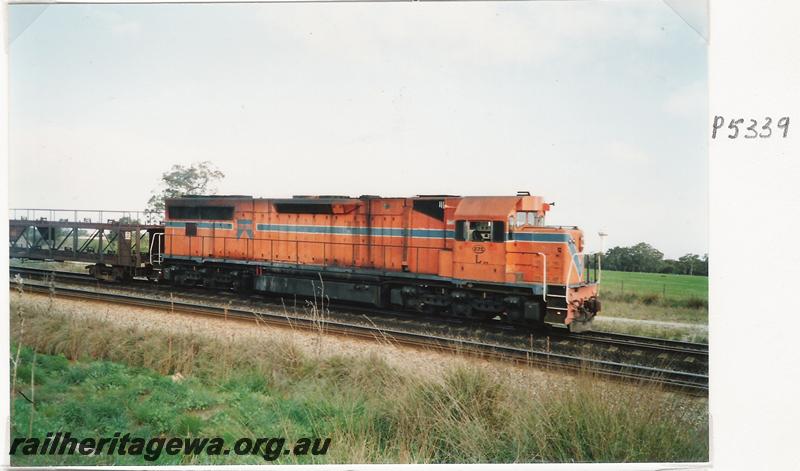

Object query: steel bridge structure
[9,208,164,281]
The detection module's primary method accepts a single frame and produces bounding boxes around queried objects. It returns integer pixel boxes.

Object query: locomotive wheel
[452,302,473,318]
[505,307,524,323]
[416,302,439,315]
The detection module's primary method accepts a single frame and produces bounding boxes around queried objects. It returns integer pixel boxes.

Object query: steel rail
[11,275,708,394]
[571,330,708,355]
[9,266,710,351]
[9,266,709,371]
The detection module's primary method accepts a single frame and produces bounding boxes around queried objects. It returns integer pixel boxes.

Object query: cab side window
[455,220,466,241]
[468,221,492,241]
[455,220,505,242]
[492,221,505,242]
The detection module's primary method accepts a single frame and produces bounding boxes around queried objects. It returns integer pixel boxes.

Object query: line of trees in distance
[586,242,708,276]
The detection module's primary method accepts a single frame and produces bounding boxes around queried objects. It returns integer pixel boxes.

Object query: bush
[601,289,706,310]
[515,376,708,462]
[686,296,708,309]
[641,293,660,305]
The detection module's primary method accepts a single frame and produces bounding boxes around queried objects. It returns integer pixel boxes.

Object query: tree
[584,251,602,269]
[660,259,679,274]
[628,242,664,273]
[678,254,702,275]
[146,161,225,214]
[603,242,664,272]
[698,253,709,276]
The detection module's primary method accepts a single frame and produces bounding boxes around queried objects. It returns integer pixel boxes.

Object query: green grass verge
[600,270,707,302]
[10,297,708,465]
[600,299,707,325]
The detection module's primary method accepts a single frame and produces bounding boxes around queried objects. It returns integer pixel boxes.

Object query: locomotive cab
[451,195,599,331]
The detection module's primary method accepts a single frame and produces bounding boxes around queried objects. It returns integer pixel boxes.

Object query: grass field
[593,271,708,338]
[600,270,707,301]
[10,295,709,465]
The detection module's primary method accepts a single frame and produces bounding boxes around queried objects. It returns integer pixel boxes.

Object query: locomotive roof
[166,195,547,212]
[454,195,546,219]
[167,194,463,203]
[168,195,253,199]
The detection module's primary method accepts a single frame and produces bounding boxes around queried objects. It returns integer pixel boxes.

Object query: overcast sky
[8,1,707,258]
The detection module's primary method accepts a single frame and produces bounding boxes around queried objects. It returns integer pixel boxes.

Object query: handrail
[597,251,603,284]
[10,208,157,212]
[564,250,585,310]
[149,233,164,265]
[532,252,547,298]
[9,208,164,226]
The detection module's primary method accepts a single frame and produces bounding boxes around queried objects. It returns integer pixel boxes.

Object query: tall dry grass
[602,290,708,310]
[10,293,708,464]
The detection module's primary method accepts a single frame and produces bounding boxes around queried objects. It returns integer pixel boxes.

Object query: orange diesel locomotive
[161,193,600,331]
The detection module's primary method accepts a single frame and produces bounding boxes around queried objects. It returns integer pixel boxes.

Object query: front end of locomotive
[558,226,601,332]
[506,197,600,332]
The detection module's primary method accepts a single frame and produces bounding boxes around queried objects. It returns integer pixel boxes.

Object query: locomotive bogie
[161,258,553,327]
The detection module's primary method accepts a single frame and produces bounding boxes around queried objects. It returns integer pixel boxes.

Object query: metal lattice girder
[9,208,163,268]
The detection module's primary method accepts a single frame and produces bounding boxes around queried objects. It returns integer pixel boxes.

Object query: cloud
[253,2,671,68]
[111,20,141,36]
[663,80,706,118]
[604,140,653,165]
[88,6,141,36]
[9,123,202,209]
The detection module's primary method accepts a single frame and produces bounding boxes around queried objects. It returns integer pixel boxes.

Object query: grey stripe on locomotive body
[255,224,451,238]
[165,221,573,243]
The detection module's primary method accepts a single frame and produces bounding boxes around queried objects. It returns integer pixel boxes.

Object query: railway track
[9,266,709,393]
[572,330,708,355]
